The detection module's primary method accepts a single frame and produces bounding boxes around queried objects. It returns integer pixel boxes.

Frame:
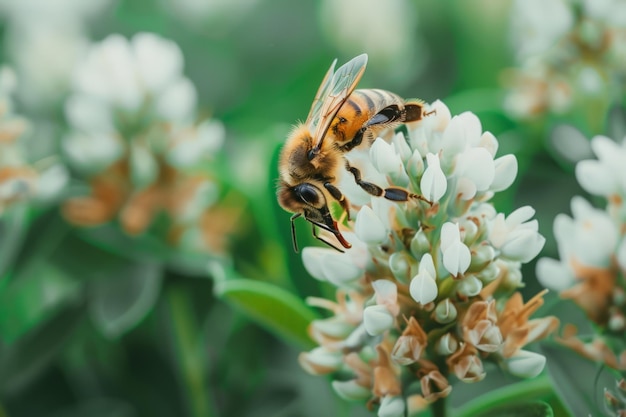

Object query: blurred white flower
[505,0,626,118]
[61,33,229,253]
[537,135,626,334]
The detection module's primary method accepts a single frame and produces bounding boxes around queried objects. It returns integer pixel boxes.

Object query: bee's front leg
[324,182,351,221]
[346,163,431,205]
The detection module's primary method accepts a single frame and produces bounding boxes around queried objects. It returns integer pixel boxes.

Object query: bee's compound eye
[294,183,320,206]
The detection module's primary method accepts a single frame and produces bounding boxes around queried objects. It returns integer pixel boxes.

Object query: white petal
[155,77,197,123]
[418,252,436,278]
[378,395,406,417]
[456,275,482,297]
[575,160,617,196]
[505,350,546,379]
[370,138,409,187]
[456,147,495,191]
[322,252,364,286]
[491,154,518,192]
[354,205,388,244]
[442,240,472,275]
[332,380,371,401]
[409,271,438,304]
[132,32,183,94]
[500,229,545,263]
[35,164,68,201]
[363,305,394,336]
[129,143,158,189]
[507,206,536,226]
[441,223,471,275]
[420,153,447,202]
[302,247,331,281]
[480,131,498,156]
[372,279,397,305]
[535,257,574,291]
[65,94,113,132]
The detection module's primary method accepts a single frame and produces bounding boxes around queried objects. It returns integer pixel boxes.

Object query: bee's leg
[342,106,404,152]
[346,164,431,205]
[404,100,436,122]
[324,182,351,221]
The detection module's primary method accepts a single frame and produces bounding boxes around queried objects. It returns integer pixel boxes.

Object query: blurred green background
[0,0,619,416]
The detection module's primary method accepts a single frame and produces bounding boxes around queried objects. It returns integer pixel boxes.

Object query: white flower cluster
[61,33,226,250]
[304,100,544,300]
[0,67,67,213]
[0,0,114,111]
[537,135,626,332]
[505,0,626,118]
[63,32,223,179]
[300,100,553,415]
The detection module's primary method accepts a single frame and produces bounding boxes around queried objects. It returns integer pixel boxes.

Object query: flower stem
[430,396,447,417]
[166,285,217,417]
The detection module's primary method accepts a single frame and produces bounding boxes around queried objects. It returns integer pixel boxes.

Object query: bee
[277,53,430,252]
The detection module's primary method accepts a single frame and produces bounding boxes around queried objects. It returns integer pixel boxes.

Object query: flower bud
[468,245,496,273]
[299,347,343,375]
[410,229,430,258]
[457,275,483,298]
[435,333,458,355]
[332,379,371,401]
[378,395,406,417]
[433,299,457,324]
[364,305,395,336]
[355,205,388,244]
[389,251,413,283]
[504,350,546,378]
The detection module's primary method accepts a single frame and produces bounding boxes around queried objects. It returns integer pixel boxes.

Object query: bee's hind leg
[346,163,431,205]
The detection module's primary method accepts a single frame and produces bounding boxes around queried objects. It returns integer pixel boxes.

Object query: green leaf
[470,401,553,417]
[540,341,618,417]
[455,376,559,417]
[89,260,163,339]
[214,275,317,349]
[0,204,29,281]
[0,264,80,342]
[0,303,84,395]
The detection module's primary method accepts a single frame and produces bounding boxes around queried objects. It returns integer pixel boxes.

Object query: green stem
[431,396,447,417]
[166,286,217,417]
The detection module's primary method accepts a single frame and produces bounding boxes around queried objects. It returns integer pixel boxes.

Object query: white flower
[363,305,395,336]
[67,32,196,130]
[420,153,446,202]
[555,197,618,267]
[332,380,371,401]
[504,350,547,378]
[410,253,438,304]
[378,395,406,417]
[509,0,574,60]
[440,222,471,276]
[302,233,369,287]
[167,120,226,168]
[355,205,388,244]
[489,206,545,263]
[576,135,626,198]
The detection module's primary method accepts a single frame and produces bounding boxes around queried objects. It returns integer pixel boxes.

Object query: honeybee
[277,53,430,252]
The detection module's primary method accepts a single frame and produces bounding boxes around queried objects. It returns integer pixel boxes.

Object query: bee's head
[277,181,351,252]
[277,181,327,219]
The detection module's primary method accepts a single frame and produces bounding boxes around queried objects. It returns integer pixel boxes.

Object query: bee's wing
[307,54,368,153]
[305,58,337,126]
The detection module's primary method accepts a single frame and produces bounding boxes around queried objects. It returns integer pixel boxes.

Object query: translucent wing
[307,54,368,153]
[305,59,337,126]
